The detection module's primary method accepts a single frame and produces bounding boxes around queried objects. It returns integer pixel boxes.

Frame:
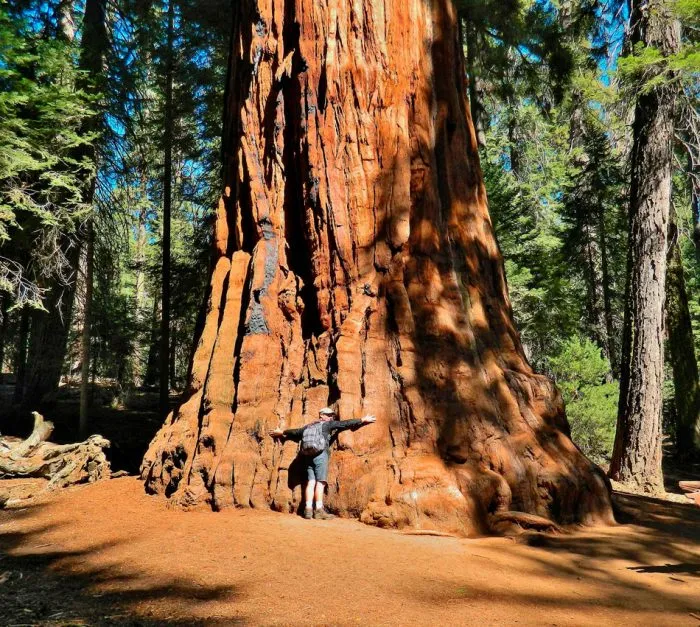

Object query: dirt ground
[0,478,698,626]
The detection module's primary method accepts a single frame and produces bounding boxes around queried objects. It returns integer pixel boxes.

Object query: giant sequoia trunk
[610,0,680,492]
[141,0,612,535]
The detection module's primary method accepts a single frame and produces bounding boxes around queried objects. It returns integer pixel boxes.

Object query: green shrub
[548,337,618,463]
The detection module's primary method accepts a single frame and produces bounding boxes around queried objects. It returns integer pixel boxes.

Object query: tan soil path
[1,477,699,626]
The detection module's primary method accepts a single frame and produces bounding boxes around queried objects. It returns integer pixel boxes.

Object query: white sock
[315,500,324,510]
[305,500,312,509]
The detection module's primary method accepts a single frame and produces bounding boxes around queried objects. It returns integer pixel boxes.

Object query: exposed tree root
[489,511,563,535]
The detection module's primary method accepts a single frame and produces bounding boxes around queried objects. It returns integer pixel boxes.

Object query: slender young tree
[159,0,175,415]
[610,0,681,492]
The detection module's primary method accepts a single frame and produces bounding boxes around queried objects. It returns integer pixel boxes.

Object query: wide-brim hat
[319,407,336,416]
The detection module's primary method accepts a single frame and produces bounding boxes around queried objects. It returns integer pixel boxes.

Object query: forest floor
[1,385,699,625]
[0,477,698,626]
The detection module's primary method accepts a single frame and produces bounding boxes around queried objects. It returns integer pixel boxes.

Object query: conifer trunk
[24,253,79,405]
[142,0,612,535]
[666,209,700,455]
[77,0,107,434]
[12,310,29,406]
[0,297,8,381]
[132,196,149,388]
[598,208,617,376]
[462,13,486,148]
[79,218,94,436]
[159,0,175,416]
[610,0,680,492]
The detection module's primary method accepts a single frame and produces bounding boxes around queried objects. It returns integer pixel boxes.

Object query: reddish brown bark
[141,0,613,535]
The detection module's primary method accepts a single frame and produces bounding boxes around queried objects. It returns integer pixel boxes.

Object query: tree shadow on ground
[0,501,244,626]
[399,491,699,620]
[521,492,700,565]
[613,490,700,541]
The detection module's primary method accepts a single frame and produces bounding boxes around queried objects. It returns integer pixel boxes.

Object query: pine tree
[610,0,681,493]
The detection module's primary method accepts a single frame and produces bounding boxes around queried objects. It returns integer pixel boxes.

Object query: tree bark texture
[141,0,612,535]
[610,0,680,492]
[666,209,700,456]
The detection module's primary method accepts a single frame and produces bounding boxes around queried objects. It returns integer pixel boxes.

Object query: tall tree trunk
[0,297,8,381]
[169,326,177,389]
[77,0,107,434]
[598,208,617,376]
[141,0,612,535]
[13,309,29,406]
[132,191,149,388]
[582,220,610,359]
[79,218,94,436]
[21,1,80,408]
[23,251,80,406]
[145,297,160,387]
[666,208,700,455]
[610,0,680,492]
[159,0,175,416]
[462,14,485,148]
[22,0,107,411]
[568,95,615,372]
[690,154,700,265]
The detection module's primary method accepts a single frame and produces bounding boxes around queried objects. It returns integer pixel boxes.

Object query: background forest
[0,0,698,470]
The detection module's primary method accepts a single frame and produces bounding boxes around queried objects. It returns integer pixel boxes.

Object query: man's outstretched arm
[269,426,305,442]
[327,415,376,433]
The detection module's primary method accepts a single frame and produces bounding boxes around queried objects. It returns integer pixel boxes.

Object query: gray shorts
[304,449,329,482]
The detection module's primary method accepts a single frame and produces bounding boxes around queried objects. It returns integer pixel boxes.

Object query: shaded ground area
[0,478,698,626]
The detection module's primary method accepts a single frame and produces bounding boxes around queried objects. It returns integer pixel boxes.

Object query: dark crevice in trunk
[281,6,322,339]
[231,260,254,416]
[326,334,341,406]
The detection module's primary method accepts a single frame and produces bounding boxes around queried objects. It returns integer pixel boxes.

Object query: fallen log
[0,412,110,490]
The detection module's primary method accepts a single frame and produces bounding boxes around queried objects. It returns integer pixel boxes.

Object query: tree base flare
[141,0,614,536]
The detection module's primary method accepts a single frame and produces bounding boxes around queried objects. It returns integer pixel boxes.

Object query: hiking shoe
[303,507,313,519]
[314,508,335,520]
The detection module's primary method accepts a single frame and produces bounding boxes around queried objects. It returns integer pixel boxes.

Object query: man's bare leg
[313,481,334,519]
[304,480,316,518]
[314,480,326,510]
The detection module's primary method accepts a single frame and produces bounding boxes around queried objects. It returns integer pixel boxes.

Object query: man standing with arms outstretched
[270,407,376,519]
